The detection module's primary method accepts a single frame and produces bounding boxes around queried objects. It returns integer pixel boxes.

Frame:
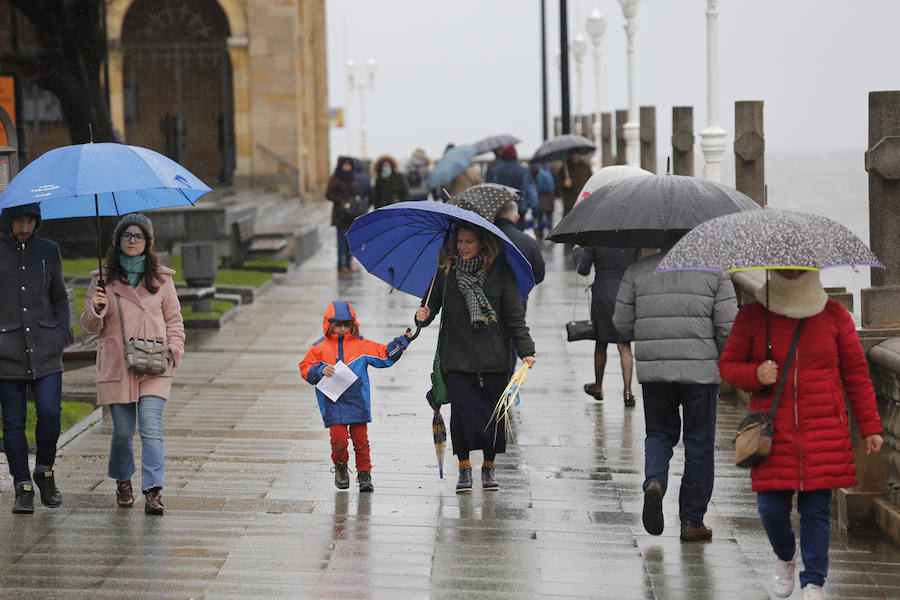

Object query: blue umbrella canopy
[0,142,211,217]
[427,145,477,189]
[346,200,534,300]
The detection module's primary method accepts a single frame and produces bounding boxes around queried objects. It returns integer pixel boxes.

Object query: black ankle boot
[456,467,473,494]
[481,466,499,491]
[334,462,350,489]
[13,483,34,514]
[32,469,62,508]
[357,471,374,492]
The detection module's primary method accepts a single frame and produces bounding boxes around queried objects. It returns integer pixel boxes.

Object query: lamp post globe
[586,9,607,46]
[586,9,606,167]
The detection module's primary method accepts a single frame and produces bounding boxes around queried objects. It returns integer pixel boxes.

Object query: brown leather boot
[680,520,712,542]
[116,480,135,507]
[144,487,164,515]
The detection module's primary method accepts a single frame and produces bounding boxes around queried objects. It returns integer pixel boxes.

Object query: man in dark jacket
[494,200,545,294]
[613,236,737,543]
[486,145,537,230]
[0,203,68,514]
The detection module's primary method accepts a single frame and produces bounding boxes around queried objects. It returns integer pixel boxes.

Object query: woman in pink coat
[719,269,883,600]
[80,213,185,515]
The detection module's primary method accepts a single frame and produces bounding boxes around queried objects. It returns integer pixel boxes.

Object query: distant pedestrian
[326,156,362,273]
[486,145,537,231]
[530,162,556,242]
[81,213,185,516]
[556,151,592,218]
[574,245,640,406]
[372,155,410,208]
[719,270,883,600]
[0,203,69,514]
[299,301,412,492]
[613,235,737,542]
[406,149,431,201]
[415,224,536,494]
[353,158,373,212]
[444,164,482,198]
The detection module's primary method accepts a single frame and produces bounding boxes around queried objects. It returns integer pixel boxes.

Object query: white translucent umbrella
[575,165,653,205]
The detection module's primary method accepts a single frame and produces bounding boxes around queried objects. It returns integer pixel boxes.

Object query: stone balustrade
[867,337,900,542]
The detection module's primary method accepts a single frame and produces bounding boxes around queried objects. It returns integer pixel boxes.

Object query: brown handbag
[734,318,806,468]
[115,287,169,377]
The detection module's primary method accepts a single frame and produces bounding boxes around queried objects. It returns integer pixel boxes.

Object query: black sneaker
[32,469,62,508]
[642,481,664,535]
[481,466,499,491]
[13,483,34,514]
[624,393,636,407]
[334,462,350,489]
[357,471,374,493]
[455,467,473,494]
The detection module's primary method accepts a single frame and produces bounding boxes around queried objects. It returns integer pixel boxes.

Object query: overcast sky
[326,0,900,166]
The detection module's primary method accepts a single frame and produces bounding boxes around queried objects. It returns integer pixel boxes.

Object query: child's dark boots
[334,462,350,489]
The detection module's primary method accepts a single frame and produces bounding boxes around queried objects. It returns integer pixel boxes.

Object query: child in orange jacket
[299,301,412,492]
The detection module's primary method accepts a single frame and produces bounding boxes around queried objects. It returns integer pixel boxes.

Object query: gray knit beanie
[113,213,153,248]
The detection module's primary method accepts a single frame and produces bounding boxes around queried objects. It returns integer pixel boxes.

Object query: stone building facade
[106,0,330,199]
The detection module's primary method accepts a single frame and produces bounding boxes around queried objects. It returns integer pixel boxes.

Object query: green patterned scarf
[120,254,146,288]
[452,253,497,326]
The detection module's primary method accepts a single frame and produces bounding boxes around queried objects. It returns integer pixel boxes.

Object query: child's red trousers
[329,423,371,471]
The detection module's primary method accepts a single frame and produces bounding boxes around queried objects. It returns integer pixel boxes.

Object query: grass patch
[241,257,291,270]
[62,258,102,277]
[71,288,87,338]
[0,401,96,445]
[181,298,236,320]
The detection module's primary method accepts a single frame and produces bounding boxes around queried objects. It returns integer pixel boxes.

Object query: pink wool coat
[80,268,185,405]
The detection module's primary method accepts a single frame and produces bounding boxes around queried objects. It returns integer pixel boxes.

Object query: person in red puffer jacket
[719,269,883,600]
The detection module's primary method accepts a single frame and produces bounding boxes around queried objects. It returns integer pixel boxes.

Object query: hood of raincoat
[0,202,42,233]
[373,154,399,177]
[322,300,360,337]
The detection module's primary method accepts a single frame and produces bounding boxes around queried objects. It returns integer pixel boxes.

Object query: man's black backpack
[406,167,424,188]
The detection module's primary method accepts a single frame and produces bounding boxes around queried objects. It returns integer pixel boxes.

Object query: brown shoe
[680,520,712,542]
[116,479,135,507]
[144,487,164,515]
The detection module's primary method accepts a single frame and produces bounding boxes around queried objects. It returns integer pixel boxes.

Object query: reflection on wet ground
[0,234,897,598]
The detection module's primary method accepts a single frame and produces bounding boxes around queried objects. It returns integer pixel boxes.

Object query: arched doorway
[122,0,234,184]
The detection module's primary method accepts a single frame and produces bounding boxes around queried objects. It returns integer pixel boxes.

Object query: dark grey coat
[0,227,69,380]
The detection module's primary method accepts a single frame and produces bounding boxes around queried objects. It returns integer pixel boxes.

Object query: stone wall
[866,338,900,544]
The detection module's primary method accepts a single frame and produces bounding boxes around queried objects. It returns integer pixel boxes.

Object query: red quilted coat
[719,299,882,492]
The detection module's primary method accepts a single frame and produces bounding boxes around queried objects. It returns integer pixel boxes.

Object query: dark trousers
[0,373,62,484]
[641,382,717,525]
[335,226,352,269]
[757,489,831,589]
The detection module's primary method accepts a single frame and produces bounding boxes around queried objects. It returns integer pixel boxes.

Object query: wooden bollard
[615,109,627,165]
[639,106,657,174]
[601,113,613,166]
[671,106,694,176]
[734,101,765,207]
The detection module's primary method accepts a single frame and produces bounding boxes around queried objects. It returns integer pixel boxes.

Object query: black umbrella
[548,175,760,248]
[472,134,522,156]
[531,133,596,163]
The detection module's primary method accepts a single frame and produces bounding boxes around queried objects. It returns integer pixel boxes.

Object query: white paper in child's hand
[316,361,358,402]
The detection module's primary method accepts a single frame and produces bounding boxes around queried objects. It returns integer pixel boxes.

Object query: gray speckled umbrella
[473,134,521,156]
[549,174,760,248]
[657,209,883,273]
[532,134,596,162]
[449,183,520,222]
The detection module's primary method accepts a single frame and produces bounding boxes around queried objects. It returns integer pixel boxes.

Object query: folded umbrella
[472,134,521,156]
[427,144,477,189]
[532,133,596,163]
[432,410,447,479]
[549,174,760,248]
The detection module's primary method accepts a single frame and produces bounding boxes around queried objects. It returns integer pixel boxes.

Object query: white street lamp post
[346,57,377,160]
[618,0,640,167]
[700,0,726,182]
[586,9,607,169]
[570,33,588,135]
[345,58,355,157]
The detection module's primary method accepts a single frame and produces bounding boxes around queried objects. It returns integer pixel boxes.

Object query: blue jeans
[108,396,165,491]
[0,373,62,484]
[336,226,352,269]
[757,489,831,589]
[641,382,717,525]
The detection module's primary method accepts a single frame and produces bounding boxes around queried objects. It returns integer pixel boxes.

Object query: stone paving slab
[0,230,898,599]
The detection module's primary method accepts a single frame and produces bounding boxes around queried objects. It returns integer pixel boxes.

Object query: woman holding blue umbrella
[414,223,536,493]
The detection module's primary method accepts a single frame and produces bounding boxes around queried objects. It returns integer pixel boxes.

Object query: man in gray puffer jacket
[613,244,737,543]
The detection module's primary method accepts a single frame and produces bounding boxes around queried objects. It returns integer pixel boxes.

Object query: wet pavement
[1,221,899,599]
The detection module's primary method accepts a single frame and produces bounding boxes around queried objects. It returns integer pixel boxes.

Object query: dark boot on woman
[144,487,164,515]
[456,467,473,494]
[32,469,63,507]
[12,483,34,514]
[481,466,499,491]
[116,480,135,507]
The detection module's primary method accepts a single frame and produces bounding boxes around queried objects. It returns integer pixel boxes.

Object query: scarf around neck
[452,253,497,326]
[120,253,146,288]
[754,270,828,319]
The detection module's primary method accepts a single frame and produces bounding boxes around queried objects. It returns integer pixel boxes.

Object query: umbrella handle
[96,277,107,311]
[405,326,422,341]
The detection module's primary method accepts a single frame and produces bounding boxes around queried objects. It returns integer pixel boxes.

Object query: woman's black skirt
[445,370,509,456]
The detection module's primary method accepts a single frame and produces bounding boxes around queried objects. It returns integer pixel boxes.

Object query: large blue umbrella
[346,200,534,300]
[0,142,211,289]
[427,145,477,189]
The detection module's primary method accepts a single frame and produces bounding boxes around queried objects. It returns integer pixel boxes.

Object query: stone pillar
[601,112,613,166]
[671,106,694,176]
[108,47,126,141]
[615,109,627,165]
[227,40,252,189]
[639,106,656,174]
[733,100,765,206]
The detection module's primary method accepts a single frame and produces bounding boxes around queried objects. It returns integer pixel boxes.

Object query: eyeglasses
[121,233,146,242]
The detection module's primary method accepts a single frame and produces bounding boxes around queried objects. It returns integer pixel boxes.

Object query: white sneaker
[772,550,798,597]
[801,584,826,600]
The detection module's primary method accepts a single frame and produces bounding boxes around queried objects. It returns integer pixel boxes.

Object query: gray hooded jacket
[612,251,737,384]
